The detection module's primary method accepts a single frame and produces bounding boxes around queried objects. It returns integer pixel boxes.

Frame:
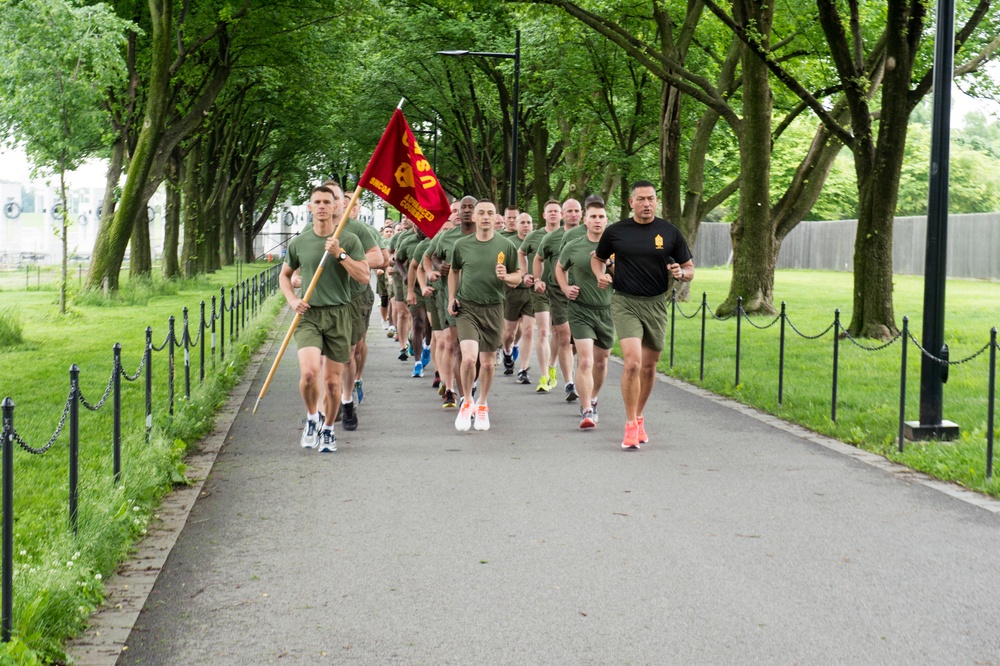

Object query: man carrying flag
[280,185,370,453]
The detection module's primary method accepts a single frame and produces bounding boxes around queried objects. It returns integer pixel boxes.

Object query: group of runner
[281,180,694,451]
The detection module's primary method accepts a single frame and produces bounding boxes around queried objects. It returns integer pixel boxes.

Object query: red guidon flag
[360,109,450,237]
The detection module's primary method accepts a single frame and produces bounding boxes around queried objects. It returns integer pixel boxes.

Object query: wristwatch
[678,268,686,280]
[338,251,348,261]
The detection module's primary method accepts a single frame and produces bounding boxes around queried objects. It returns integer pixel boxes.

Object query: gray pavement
[113,308,1000,664]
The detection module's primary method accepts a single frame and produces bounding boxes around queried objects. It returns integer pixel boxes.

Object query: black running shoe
[502,352,515,374]
[565,382,578,402]
[516,369,530,384]
[398,348,408,361]
[342,401,358,431]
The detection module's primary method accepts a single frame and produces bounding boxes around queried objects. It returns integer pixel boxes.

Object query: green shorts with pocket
[504,287,534,322]
[347,290,371,346]
[295,304,352,363]
[393,276,406,303]
[611,291,668,352]
[427,289,443,330]
[530,288,550,314]
[569,303,615,350]
[456,301,503,351]
[548,287,569,326]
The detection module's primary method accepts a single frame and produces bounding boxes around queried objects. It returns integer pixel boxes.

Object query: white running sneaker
[473,404,491,431]
[301,417,320,448]
[318,428,337,453]
[455,399,474,431]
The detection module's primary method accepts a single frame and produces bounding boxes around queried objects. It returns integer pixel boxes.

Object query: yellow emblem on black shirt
[654,234,664,249]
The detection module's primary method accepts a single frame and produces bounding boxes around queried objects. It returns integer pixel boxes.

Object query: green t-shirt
[537,226,568,283]
[559,223,587,252]
[434,226,473,266]
[499,229,520,241]
[558,236,610,308]
[452,234,520,306]
[519,228,548,278]
[342,219,379,297]
[286,228,365,307]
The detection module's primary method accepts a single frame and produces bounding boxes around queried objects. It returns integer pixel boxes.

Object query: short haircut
[585,197,606,212]
[544,198,561,210]
[631,180,656,193]
[322,180,343,194]
[476,199,496,208]
[311,185,334,198]
[584,194,605,208]
[504,206,519,214]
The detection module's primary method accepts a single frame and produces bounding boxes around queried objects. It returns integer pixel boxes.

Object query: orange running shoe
[637,416,649,444]
[622,420,640,449]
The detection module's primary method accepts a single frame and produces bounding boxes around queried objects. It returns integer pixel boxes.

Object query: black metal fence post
[700,292,707,382]
[832,309,840,423]
[987,327,996,478]
[220,288,227,363]
[168,316,175,416]
[234,286,241,341]
[211,296,217,369]
[2,397,14,643]
[113,344,121,485]
[251,278,257,318]
[199,301,206,383]
[669,288,676,369]
[182,307,191,400]
[144,327,152,438]
[778,301,786,407]
[899,317,909,453]
[735,296,743,387]
[69,364,80,535]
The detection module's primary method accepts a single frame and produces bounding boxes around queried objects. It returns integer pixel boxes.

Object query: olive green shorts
[347,288,375,346]
[427,289,443,330]
[440,288,457,328]
[392,276,406,303]
[376,272,388,298]
[456,301,503,351]
[504,287,534,322]
[611,291,668,352]
[569,303,615,350]
[548,287,569,326]
[530,288,550,314]
[295,304,352,363]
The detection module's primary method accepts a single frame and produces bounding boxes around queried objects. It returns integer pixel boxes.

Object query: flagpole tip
[397,98,405,110]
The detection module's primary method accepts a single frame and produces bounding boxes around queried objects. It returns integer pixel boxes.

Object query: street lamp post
[438,29,520,209]
[904,0,960,441]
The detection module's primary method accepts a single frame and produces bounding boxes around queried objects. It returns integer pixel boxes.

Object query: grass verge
[0,264,283,664]
[657,268,1000,497]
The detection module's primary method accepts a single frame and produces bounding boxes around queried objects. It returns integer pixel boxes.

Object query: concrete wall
[692,212,1000,279]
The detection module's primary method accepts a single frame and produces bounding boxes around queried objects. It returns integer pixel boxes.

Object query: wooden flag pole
[252,184,365,414]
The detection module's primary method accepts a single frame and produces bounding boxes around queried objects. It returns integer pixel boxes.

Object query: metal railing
[0,264,281,643]
[668,290,998,472]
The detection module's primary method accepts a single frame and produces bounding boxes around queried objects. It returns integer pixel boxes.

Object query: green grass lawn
[660,268,1000,495]
[0,263,283,663]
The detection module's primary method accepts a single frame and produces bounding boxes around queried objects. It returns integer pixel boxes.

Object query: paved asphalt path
[118,308,1000,664]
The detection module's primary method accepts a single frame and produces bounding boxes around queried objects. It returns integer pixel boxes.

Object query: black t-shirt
[594,217,693,297]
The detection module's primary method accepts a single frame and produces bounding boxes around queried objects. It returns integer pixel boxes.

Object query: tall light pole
[438,29,520,209]
[904,0,960,441]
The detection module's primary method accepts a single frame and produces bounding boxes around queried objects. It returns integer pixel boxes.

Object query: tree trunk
[162,148,182,279]
[59,168,68,314]
[87,0,172,290]
[181,139,204,277]
[89,137,125,287]
[659,81,683,223]
[719,1,775,316]
[129,202,152,279]
[531,120,551,219]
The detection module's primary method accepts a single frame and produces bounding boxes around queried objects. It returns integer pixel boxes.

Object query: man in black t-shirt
[592,181,695,450]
